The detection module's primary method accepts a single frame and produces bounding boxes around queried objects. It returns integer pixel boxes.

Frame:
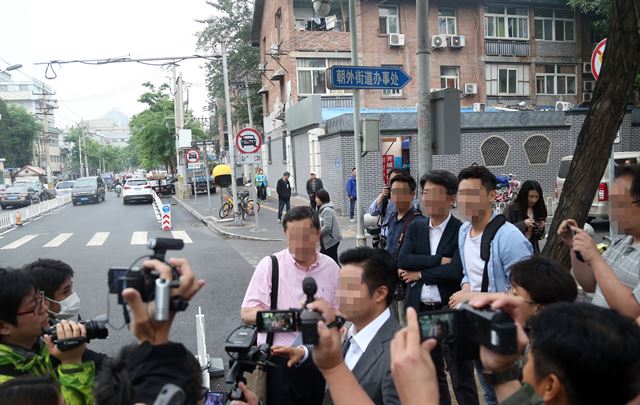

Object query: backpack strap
[267,255,279,346]
[397,211,422,250]
[480,215,506,293]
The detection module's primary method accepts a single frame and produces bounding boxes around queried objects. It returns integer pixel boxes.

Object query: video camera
[46,314,109,351]
[224,325,272,403]
[255,277,323,345]
[107,238,186,322]
[418,303,517,355]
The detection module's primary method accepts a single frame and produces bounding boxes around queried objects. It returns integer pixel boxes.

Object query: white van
[556,152,640,221]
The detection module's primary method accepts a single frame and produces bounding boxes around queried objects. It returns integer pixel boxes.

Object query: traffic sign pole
[222,41,241,226]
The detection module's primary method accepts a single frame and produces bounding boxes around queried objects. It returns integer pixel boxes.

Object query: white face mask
[47,292,81,320]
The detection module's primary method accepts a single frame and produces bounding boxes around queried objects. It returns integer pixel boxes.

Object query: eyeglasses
[16,290,45,317]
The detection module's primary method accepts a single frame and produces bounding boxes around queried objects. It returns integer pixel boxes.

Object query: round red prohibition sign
[591,38,607,81]
[235,127,262,154]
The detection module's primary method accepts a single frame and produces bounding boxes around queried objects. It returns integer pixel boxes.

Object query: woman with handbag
[502,180,547,254]
[316,189,342,264]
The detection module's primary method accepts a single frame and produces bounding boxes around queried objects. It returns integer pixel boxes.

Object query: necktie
[342,336,352,357]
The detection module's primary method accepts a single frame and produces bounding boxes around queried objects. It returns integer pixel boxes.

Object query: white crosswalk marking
[44,233,73,248]
[170,231,193,244]
[1,234,39,250]
[131,231,148,245]
[87,232,110,247]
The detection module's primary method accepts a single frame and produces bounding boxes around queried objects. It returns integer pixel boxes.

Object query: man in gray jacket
[316,189,342,264]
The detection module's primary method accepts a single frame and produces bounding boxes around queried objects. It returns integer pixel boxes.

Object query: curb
[171,196,285,242]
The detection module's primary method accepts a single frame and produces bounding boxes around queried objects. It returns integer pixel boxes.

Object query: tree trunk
[542,0,640,266]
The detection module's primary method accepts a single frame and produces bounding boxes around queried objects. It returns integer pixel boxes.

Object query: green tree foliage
[0,98,40,167]
[130,82,205,173]
[196,0,262,133]
[65,126,133,175]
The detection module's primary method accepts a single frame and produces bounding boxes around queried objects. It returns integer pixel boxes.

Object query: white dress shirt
[344,308,391,370]
[420,214,451,304]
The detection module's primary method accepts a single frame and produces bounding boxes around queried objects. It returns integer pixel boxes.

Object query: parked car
[72,176,106,205]
[55,180,75,196]
[123,178,153,205]
[556,151,640,221]
[0,181,49,209]
[187,175,216,195]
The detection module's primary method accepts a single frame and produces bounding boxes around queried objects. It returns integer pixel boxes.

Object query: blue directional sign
[327,65,412,90]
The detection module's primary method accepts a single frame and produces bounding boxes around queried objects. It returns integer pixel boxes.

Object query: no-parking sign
[591,38,607,81]
[235,128,263,154]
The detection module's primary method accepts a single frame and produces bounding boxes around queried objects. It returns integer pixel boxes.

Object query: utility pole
[79,122,84,177]
[348,0,366,247]
[222,41,241,225]
[417,0,432,175]
[245,76,262,230]
[34,85,57,185]
[173,65,187,195]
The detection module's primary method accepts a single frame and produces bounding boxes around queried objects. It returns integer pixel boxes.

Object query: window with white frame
[296,58,350,95]
[382,65,403,96]
[440,66,460,89]
[498,68,518,94]
[535,64,576,95]
[484,5,529,39]
[379,5,399,34]
[438,8,457,35]
[534,9,574,41]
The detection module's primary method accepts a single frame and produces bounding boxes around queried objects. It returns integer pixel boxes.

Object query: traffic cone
[15,212,22,226]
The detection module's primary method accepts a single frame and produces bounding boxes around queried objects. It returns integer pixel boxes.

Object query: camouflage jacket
[0,341,95,405]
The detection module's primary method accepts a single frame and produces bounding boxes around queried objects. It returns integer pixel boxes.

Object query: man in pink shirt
[241,206,340,405]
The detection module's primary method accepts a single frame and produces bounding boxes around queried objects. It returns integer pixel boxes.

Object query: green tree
[130,82,205,173]
[543,0,640,265]
[196,0,262,133]
[0,99,40,167]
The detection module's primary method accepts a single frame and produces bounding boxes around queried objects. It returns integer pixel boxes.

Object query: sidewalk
[172,187,358,242]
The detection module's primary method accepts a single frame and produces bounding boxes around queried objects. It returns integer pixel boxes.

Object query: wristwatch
[482,365,522,385]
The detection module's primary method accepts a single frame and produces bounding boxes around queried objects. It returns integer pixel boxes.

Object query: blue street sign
[327,65,412,90]
[162,204,170,213]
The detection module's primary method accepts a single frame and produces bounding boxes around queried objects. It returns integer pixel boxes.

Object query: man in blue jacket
[449,165,532,405]
[346,168,357,222]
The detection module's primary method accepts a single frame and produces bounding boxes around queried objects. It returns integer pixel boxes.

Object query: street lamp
[0,64,23,73]
[313,0,332,17]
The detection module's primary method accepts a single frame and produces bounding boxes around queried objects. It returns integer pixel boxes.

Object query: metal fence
[0,194,71,230]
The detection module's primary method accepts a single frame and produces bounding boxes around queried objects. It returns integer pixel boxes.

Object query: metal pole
[609,148,615,241]
[78,123,84,178]
[417,0,432,175]
[245,77,261,230]
[204,145,210,209]
[349,0,366,247]
[173,66,182,188]
[42,86,52,185]
[222,41,240,225]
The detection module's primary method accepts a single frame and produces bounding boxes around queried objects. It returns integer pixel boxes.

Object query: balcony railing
[485,40,530,57]
[320,95,353,108]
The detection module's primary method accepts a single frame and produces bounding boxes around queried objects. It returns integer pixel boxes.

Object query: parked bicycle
[219,188,260,220]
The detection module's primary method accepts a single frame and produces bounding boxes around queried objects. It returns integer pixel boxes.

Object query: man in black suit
[272,247,401,405]
[397,170,479,405]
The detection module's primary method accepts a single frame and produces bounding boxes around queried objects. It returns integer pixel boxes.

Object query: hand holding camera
[305,298,344,371]
[43,320,88,365]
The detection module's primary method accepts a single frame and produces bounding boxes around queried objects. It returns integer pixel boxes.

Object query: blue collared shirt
[386,208,421,259]
[458,214,533,292]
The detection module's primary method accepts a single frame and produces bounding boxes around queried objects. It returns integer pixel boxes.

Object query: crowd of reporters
[0,164,639,405]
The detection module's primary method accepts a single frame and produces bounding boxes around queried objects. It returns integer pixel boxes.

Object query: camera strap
[480,215,506,293]
[268,255,279,346]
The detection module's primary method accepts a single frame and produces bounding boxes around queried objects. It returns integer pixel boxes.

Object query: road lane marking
[43,233,73,248]
[1,234,39,250]
[171,230,193,244]
[131,231,148,245]
[0,228,16,237]
[87,232,110,246]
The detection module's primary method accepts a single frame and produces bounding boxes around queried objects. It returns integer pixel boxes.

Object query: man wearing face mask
[23,258,108,372]
[241,206,340,405]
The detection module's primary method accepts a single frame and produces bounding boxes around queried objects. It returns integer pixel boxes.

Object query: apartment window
[534,9,574,41]
[535,64,576,95]
[382,65,404,97]
[379,5,399,34]
[499,68,517,94]
[484,5,529,39]
[438,8,457,35]
[440,66,460,89]
[275,8,282,44]
[297,58,349,95]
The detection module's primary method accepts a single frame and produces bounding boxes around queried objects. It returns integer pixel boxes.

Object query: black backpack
[479,214,507,292]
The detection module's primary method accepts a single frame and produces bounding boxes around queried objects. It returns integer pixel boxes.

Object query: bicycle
[219,189,260,220]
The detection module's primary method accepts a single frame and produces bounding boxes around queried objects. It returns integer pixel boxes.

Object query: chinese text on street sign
[327,65,412,90]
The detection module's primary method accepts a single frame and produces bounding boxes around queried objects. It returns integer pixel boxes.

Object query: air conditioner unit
[270,44,280,58]
[450,35,466,48]
[582,92,593,102]
[555,101,573,111]
[464,83,478,95]
[257,63,266,72]
[582,62,592,74]
[431,35,447,49]
[473,103,486,112]
[388,33,405,47]
[583,80,595,92]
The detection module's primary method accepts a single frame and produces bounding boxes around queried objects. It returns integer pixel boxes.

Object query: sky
[0,0,216,128]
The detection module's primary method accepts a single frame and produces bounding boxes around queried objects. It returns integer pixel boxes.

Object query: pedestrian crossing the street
[0,231,196,250]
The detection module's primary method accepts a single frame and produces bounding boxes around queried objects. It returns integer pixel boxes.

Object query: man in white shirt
[273,247,401,405]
